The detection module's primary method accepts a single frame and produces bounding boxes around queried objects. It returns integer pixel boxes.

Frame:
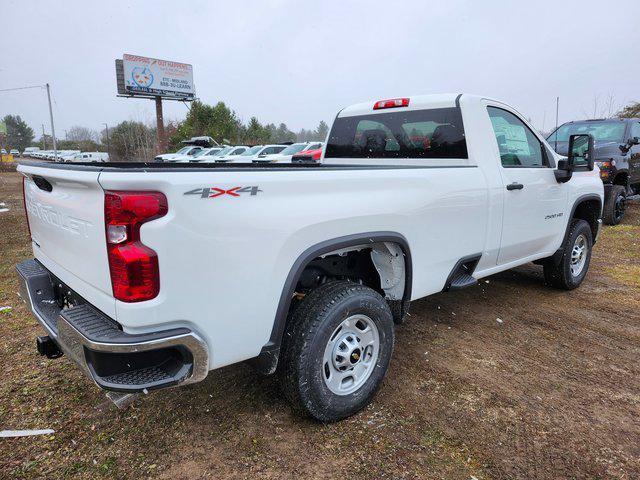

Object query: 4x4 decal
[184,186,262,199]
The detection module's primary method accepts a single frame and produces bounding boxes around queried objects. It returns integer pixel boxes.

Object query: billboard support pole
[155,96,167,154]
[103,123,110,157]
[45,83,57,159]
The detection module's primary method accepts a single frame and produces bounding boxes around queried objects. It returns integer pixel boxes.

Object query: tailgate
[20,164,115,317]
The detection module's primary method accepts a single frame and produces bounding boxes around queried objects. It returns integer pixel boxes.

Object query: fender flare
[248,231,412,374]
[550,194,602,265]
[567,193,602,237]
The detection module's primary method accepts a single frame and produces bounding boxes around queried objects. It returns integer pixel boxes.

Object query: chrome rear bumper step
[16,259,209,393]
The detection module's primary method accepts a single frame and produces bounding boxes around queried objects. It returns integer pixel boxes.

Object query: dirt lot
[0,166,638,479]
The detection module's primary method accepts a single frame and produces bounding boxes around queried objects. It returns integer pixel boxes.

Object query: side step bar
[442,254,482,292]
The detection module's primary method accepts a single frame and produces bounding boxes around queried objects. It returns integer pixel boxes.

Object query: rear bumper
[16,259,209,392]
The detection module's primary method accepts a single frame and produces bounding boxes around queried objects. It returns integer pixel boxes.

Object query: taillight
[22,176,32,239]
[312,150,322,160]
[104,191,168,302]
[373,98,409,110]
[597,161,611,179]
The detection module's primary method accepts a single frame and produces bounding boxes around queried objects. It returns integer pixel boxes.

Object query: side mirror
[628,136,640,146]
[555,133,594,183]
[570,133,594,170]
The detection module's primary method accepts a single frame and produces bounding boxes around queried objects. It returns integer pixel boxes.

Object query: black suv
[547,118,640,224]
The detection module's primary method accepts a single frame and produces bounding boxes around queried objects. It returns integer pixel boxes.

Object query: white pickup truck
[16,94,603,422]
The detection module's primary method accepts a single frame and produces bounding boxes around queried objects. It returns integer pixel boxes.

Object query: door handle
[506,182,524,191]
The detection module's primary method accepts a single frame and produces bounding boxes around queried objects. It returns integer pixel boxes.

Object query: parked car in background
[240,144,287,163]
[292,143,324,163]
[220,145,263,163]
[69,152,109,163]
[1,149,6,155]
[268,142,323,163]
[172,147,223,163]
[10,149,20,156]
[16,94,603,422]
[204,146,250,163]
[547,117,640,224]
[155,146,204,162]
[23,147,41,157]
[56,150,81,162]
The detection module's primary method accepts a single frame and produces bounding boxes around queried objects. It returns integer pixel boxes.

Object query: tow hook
[36,336,63,359]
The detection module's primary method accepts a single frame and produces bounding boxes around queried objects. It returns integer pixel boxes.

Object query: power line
[1,82,57,157]
[0,85,45,93]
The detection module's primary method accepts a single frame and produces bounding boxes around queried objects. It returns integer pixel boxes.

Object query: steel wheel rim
[322,314,380,396]
[614,194,626,222]
[570,234,588,277]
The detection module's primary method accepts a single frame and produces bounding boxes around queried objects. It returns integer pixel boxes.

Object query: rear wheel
[278,281,394,422]
[603,185,627,225]
[543,219,593,290]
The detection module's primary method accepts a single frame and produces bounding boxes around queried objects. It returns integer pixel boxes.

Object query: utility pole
[103,123,110,157]
[41,124,46,149]
[155,96,167,154]
[45,83,57,159]
[554,97,560,151]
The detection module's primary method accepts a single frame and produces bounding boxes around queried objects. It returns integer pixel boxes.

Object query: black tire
[278,281,394,422]
[543,219,593,290]
[603,185,627,225]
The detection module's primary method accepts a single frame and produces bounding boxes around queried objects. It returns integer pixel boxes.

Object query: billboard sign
[121,54,195,99]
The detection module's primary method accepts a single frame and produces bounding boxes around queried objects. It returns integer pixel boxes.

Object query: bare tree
[581,93,618,119]
[67,125,97,142]
[604,93,617,118]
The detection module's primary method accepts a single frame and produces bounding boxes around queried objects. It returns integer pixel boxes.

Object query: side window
[487,107,547,167]
[631,122,640,139]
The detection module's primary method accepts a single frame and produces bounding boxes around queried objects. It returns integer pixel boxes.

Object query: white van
[72,152,109,163]
[23,147,41,156]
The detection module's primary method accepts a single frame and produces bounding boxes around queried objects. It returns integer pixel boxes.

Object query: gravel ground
[0,167,638,479]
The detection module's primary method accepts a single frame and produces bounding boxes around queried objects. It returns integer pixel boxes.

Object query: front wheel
[603,185,627,225]
[278,281,394,422]
[543,219,593,290]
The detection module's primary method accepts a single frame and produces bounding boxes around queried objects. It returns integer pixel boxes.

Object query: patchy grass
[0,169,639,479]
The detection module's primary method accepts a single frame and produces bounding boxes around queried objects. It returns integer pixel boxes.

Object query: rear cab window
[325,107,467,160]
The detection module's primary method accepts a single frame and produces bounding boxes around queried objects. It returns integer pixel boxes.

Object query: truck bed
[19,156,487,369]
[18,160,448,172]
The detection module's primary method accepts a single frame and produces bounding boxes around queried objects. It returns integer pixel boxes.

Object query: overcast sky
[1,0,638,141]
